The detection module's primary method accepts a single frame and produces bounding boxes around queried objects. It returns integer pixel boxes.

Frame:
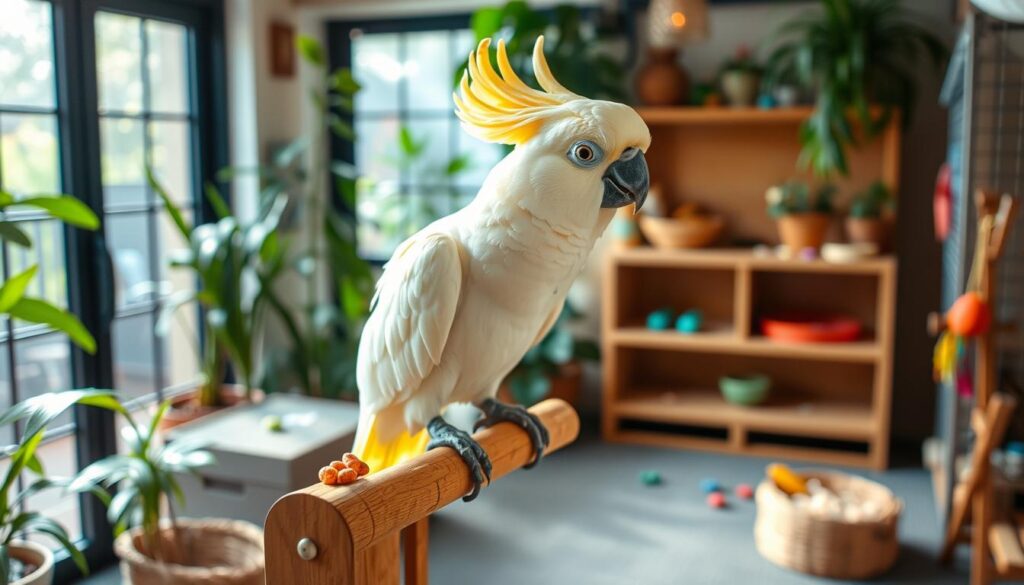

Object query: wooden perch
[264,399,580,585]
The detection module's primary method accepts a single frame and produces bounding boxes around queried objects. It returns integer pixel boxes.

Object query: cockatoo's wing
[531,305,561,347]
[356,232,463,415]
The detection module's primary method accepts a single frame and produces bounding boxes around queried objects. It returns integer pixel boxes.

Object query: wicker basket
[754,470,902,579]
[638,214,724,249]
[115,518,265,585]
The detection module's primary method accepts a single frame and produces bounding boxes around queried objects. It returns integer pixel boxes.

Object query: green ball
[262,415,284,432]
[640,470,663,486]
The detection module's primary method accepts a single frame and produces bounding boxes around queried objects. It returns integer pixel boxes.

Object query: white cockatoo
[353,36,650,500]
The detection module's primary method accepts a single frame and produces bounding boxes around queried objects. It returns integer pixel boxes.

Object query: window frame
[14,0,229,580]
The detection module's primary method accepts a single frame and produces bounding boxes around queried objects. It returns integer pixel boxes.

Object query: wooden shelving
[602,247,897,469]
[638,106,816,125]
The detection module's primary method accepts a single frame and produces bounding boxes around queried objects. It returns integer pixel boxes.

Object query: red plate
[761,314,862,343]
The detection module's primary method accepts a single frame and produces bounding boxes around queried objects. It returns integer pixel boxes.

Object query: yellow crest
[454,36,580,145]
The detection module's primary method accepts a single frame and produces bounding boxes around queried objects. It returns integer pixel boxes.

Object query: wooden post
[264,399,580,585]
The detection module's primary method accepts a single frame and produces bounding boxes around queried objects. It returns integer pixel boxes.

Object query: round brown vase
[777,213,832,251]
[159,384,263,431]
[115,519,264,585]
[845,216,891,252]
[635,48,689,106]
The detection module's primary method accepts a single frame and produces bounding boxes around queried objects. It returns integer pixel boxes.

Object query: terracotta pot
[499,362,582,407]
[159,385,263,431]
[777,213,832,251]
[845,216,891,252]
[635,48,689,106]
[721,70,760,107]
[9,541,53,585]
[115,519,264,585]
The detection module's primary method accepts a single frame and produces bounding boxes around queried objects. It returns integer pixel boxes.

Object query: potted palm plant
[766,181,837,252]
[150,172,287,428]
[71,402,264,585]
[764,0,946,177]
[0,390,123,585]
[846,181,894,252]
[500,303,599,407]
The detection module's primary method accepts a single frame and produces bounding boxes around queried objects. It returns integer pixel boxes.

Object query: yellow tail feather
[353,414,430,473]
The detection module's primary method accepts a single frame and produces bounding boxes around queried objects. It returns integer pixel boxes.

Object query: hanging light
[648,0,709,48]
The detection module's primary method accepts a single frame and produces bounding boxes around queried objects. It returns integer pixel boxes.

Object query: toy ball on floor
[675,309,703,333]
[735,484,754,500]
[706,492,727,509]
[640,470,663,486]
[700,478,721,494]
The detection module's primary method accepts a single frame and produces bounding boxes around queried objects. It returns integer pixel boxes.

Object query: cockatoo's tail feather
[353,412,430,473]
[454,36,580,145]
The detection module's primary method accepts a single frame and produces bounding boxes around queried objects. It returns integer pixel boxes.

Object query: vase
[9,541,53,585]
[115,519,265,585]
[721,70,760,107]
[777,213,832,251]
[845,216,891,252]
[635,47,689,106]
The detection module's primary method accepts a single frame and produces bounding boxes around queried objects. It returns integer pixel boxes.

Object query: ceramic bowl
[719,374,771,406]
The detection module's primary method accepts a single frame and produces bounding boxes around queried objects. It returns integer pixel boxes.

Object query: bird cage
[935,7,1024,526]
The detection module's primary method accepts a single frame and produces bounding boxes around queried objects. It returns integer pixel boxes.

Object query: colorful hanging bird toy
[933,216,995,396]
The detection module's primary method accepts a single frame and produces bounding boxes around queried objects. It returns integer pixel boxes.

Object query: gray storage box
[168,394,360,525]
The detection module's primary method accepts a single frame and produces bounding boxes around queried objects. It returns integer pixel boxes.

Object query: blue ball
[700,478,722,494]
[675,310,703,334]
[646,309,674,330]
[757,94,777,109]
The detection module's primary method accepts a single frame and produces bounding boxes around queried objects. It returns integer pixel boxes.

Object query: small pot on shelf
[721,70,760,107]
[9,541,54,585]
[777,213,832,252]
[845,216,891,253]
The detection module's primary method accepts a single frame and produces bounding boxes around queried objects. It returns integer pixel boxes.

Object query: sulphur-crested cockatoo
[353,36,650,500]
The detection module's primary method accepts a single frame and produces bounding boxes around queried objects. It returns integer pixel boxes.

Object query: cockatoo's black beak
[601,149,649,211]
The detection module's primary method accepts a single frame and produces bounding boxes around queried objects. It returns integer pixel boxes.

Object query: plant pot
[8,541,53,585]
[721,70,760,107]
[845,216,891,252]
[635,47,689,106]
[499,362,582,407]
[114,519,264,585]
[159,385,264,431]
[777,213,832,251]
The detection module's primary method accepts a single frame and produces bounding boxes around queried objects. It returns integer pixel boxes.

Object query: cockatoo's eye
[567,140,604,168]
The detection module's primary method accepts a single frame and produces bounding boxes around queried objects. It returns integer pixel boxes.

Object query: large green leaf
[0,222,31,248]
[16,196,99,230]
[0,265,37,313]
[8,298,95,354]
[0,390,123,443]
[296,34,324,66]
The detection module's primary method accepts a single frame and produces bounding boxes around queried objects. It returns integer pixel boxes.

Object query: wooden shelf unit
[602,248,897,469]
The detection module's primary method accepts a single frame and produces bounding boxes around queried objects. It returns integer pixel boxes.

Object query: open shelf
[611,327,881,363]
[638,107,816,125]
[613,389,875,440]
[612,247,896,275]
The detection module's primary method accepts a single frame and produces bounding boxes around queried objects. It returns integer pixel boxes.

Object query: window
[331,18,505,260]
[0,0,226,579]
[95,11,200,405]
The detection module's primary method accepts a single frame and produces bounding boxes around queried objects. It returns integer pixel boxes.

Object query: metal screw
[297,537,318,561]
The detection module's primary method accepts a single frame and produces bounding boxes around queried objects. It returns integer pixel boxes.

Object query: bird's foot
[474,398,550,469]
[427,416,492,502]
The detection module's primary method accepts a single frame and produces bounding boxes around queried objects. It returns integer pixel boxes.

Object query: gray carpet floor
[83,432,1010,584]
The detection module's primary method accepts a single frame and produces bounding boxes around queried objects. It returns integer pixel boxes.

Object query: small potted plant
[500,303,600,407]
[719,45,762,108]
[846,181,894,252]
[0,390,124,585]
[149,171,287,428]
[766,181,836,252]
[72,402,265,585]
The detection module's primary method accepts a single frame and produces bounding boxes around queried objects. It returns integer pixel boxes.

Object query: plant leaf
[22,514,88,574]
[148,167,191,239]
[0,265,38,313]
[16,196,99,230]
[296,35,324,66]
[203,183,231,220]
[0,221,31,248]
[8,298,95,354]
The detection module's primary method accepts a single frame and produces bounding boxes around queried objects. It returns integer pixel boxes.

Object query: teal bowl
[719,374,771,406]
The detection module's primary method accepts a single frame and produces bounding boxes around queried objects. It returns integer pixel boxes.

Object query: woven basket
[638,215,724,249]
[115,519,265,585]
[754,470,901,579]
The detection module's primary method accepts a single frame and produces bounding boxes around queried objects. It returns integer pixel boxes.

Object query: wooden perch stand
[264,399,580,584]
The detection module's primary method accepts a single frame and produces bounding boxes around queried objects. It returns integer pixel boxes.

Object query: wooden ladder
[263,399,580,584]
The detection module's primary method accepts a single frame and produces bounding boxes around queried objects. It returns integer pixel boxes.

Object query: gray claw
[475,398,549,468]
[427,416,491,502]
